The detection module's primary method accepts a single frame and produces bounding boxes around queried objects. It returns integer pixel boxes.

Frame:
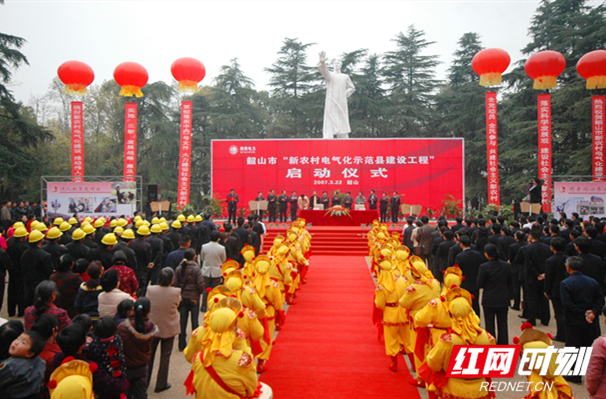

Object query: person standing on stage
[289,191,299,221]
[343,192,353,210]
[278,191,289,222]
[331,191,341,207]
[309,191,320,210]
[379,192,389,223]
[355,191,365,209]
[226,189,238,225]
[254,191,265,221]
[298,194,310,211]
[368,190,378,210]
[390,191,401,223]
[320,191,330,210]
[267,189,277,222]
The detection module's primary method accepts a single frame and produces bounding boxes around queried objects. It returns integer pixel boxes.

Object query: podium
[150,201,170,214]
[249,200,268,219]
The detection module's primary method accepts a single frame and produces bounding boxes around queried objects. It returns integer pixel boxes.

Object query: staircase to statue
[262,226,370,257]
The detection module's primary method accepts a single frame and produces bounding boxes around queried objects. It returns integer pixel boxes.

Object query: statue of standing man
[318,51,355,139]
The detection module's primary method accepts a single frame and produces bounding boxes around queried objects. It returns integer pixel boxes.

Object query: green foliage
[441,194,463,218]
[482,204,514,223]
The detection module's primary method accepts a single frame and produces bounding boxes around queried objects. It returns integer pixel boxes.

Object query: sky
[0,0,601,104]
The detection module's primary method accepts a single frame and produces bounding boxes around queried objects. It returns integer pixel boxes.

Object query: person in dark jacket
[174,249,204,351]
[390,191,400,223]
[21,230,53,307]
[146,224,165,286]
[111,229,138,271]
[455,235,485,317]
[477,244,513,345]
[519,228,552,326]
[86,233,116,270]
[497,227,515,262]
[0,244,12,314]
[6,228,29,316]
[543,237,568,342]
[574,237,605,292]
[402,217,415,249]
[509,230,527,312]
[66,228,90,262]
[41,227,67,271]
[289,191,298,221]
[233,218,250,255]
[436,230,456,278]
[74,261,104,317]
[165,235,190,270]
[50,254,83,318]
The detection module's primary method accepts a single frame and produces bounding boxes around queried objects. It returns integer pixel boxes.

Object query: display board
[554,182,606,219]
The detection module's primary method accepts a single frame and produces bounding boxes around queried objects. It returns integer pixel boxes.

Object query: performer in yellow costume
[240,245,256,285]
[399,255,441,386]
[394,245,413,279]
[512,323,575,399]
[425,288,495,399]
[185,307,259,399]
[285,229,306,304]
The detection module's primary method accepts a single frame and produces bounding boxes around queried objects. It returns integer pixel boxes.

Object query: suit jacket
[130,238,151,272]
[455,248,485,292]
[559,228,572,244]
[418,224,436,255]
[447,243,462,268]
[402,225,415,249]
[579,252,605,290]
[111,242,138,271]
[233,227,250,251]
[561,272,604,325]
[200,241,226,278]
[147,285,181,339]
[544,252,568,299]
[589,238,606,259]
[436,240,456,272]
[497,235,516,262]
[146,235,164,268]
[477,259,513,308]
[521,241,552,284]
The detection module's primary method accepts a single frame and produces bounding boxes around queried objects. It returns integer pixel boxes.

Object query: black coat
[497,235,516,262]
[111,242,137,270]
[578,252,605,290]
[7,239,29,277]
[66,241,90,262]
[477,259,513,308]
[146,235,164,267]
[544,252,568,299]
[510,241,527,279]
[521,241,552,284]
[0,247,12,280]
[21,246,54,293]
[130,238,151,271]
[402,225,415,249]
[455,248,485,292]
[233,227,250,252]
[436,240,456,273]
[589,238,606,259]
[86,247,114,270]
[41,241,68,270]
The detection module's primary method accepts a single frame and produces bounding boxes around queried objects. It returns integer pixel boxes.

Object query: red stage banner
[71,102,84,182]
[123,103,138,182]
[538,93,552,212]
[486,92,500,205]
[593,95,605,182]
[177,101,193,206]
[212,138,464,216]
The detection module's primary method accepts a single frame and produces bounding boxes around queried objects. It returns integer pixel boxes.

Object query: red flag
[593,95,605,182]
[538,94,552,212]
[123,103,138,182]
[71,102,84,182]
[486,92,500,205]
[177,101,193,206]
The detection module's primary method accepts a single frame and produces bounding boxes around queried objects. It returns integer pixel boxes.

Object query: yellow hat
[82,224,95,235]
[80,221,90,229]
[177,214,186,222]
[13,221,25,229]
[134,215,142,222]
[29,229,45,243]
[135,220,144,228]
[93,219,104,228]
[68,217,78,225]
[47,227,62,240]
[72,228,85,241]
[109,219,118,228]
[101,233,118,246]
[113,226,124,234]
[48,359,93,399]
[150,224,162,234]
[151,217,159,224]
[159,222,169,231]
[121,229,135,240]
[171,220,181,229]
[195,215,202,222]
[143,220,150,226]
[117,218,127,227]
[59,221,71,232]
[159,217,166,223]
[187,215,195,223]
[84,217,93,224]
[34,222,48,232]
[53,217,64,226]
[13,227,28,238]
[137,225,150,236]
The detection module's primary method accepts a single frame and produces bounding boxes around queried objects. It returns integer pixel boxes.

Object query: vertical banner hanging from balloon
[178,101,193,206]
[537,94,552,212]
[123,103,138,182]
[486,92,500,205]
[594,96,606,182]
[71,102,84,182]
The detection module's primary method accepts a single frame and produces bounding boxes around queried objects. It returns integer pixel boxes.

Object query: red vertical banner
[123,103,138,182]
[486,92,500,205]
[538,94,552,212]
[71,102,84,182]
[593,95,605,182]
[177,101,193,206]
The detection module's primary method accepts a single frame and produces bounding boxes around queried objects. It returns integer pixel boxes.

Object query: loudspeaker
[147,184,159,202]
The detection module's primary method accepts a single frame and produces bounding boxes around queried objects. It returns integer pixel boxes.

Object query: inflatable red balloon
[524,51,566,90]
[171,57,206,93]
[472,48,510,87]
[577,50,606,90]
[113,62,148,97]
[57,61,95,95]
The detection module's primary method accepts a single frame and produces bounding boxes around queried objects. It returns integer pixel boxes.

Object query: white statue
[318,51,355,139]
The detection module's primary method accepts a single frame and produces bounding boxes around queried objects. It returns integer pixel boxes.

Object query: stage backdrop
[211,138,464,216]
[47,181,137,221]
[554,182,606,220]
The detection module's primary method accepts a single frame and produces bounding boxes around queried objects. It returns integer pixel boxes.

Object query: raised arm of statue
[318,51,330,82]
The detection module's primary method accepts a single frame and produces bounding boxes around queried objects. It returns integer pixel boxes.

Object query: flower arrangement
[325,205,351,218]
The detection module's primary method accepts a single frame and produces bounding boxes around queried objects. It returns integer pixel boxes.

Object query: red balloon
[57,61,94,95]
[524,51,566,90]
[472,48,510,87]
[171,57,206,92]
[113,62,148,97]
[577,50,606,89]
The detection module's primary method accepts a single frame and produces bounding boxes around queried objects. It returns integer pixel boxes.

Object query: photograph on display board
[68,197,94,213]
[94,197,117,213]
[112,182,136,204]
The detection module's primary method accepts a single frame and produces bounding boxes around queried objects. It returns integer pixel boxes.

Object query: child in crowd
[72,314,94,343]
[0,330,46,399]
[0,320,24,360]
[30,314,60,383]
[118,297,158,399]
[113,299,135,326]
[74,261,104,317]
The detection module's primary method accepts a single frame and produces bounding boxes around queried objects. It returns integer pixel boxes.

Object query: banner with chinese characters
[553,182,606,220]
[486,92,499,205]
[123,103,138,182]
[593,95,605,182]
[177,101,193,206]
[211,138,464,216]
[46,181,137,221]
[71,102,84,182]
[538,94,552,213]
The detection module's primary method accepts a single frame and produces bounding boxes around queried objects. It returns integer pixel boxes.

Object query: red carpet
[261,256,421,399]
